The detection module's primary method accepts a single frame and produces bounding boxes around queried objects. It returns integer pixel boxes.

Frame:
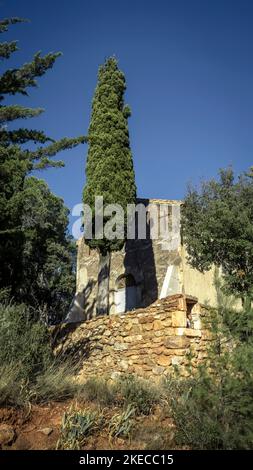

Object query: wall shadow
[123,199,158,309]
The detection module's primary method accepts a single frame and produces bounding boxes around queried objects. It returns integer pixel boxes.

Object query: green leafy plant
[108,404,135,439]
[56,406,101,450]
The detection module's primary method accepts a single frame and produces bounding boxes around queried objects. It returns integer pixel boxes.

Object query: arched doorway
[115,274,138,313]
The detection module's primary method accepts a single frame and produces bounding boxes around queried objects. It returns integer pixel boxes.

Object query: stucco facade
[71,199,219,321]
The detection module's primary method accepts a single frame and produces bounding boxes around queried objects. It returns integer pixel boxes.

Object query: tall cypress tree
[83,57,136,315]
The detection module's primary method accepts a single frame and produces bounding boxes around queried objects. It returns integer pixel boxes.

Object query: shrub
[163,308,253,450]
[0,364,31,406]
[0,301,81,406]
[0,302,52,381]
[78,377,116,406]
[117,374,160,415]
[164,374,223,449]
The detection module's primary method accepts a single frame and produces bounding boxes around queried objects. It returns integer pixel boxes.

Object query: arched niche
[115,273,138,313]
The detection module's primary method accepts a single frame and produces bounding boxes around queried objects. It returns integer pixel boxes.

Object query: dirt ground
[0,401,175,450]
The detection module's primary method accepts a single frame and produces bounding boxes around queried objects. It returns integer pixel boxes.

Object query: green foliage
[182,167,253,299]
[73,374,160,416]
[20,177,76,321]
[164,301,253,450]
[108,404,135,439]
[0,301,83,406]
[0,175,76,321]
[56,406,101,450]
[83,56,136,254]
[0,364,31,406]
[78,377,116,406]
[0,361,78,407]
[117,374,160,415]
[0,17,84,314]
[0,302,52,380]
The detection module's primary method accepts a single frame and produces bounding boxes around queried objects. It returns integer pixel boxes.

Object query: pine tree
[0,17,85,299]
[83,57,136,315]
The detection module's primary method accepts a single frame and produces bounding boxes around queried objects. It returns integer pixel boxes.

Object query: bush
[78,377,116,406]
[0,364,31,406]
[117,374,160,415]
[0,301,80,406]
[0,302,52,381]
[164,304,253,450]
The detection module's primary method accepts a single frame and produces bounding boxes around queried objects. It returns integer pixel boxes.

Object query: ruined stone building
[71,198,218,322]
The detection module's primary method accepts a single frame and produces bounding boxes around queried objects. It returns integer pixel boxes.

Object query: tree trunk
[96,251,110,316]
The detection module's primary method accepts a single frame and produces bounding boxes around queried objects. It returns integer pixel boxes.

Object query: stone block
[152,337,164,343]
[138,316,154,324]
[184,328,202,338]
[163,327,177,336]
[171,356,184,366]
[114,342,128,351]
[152,366,165,375]
[171,311,187,327]
[164,336,190,349]
[142,323,153,331]
[157,355,171,366]
[125,334,143,343]
[119,360,129,371]
[152,347,164,355]
[154,331,165,337]
[104,330,111,336]
[162,319,172,327]
[153,319,163,330]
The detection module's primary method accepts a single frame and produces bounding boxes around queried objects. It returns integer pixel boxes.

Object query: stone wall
[75,198,220,320]
[55,294,211,381]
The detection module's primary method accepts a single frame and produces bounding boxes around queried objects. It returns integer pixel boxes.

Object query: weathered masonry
[72,199,218,322]
[56,294,210,380]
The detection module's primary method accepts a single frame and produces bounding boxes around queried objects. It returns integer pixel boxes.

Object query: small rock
[157,355,171,366]
[152,365,165,375]
[13,435,32,450]
[38,427,53,436]
[0,424,15,446]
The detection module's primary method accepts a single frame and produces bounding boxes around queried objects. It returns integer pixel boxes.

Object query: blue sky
[1,0,253,225]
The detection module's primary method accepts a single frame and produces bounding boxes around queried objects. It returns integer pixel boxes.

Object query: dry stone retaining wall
[55,294,211,381]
